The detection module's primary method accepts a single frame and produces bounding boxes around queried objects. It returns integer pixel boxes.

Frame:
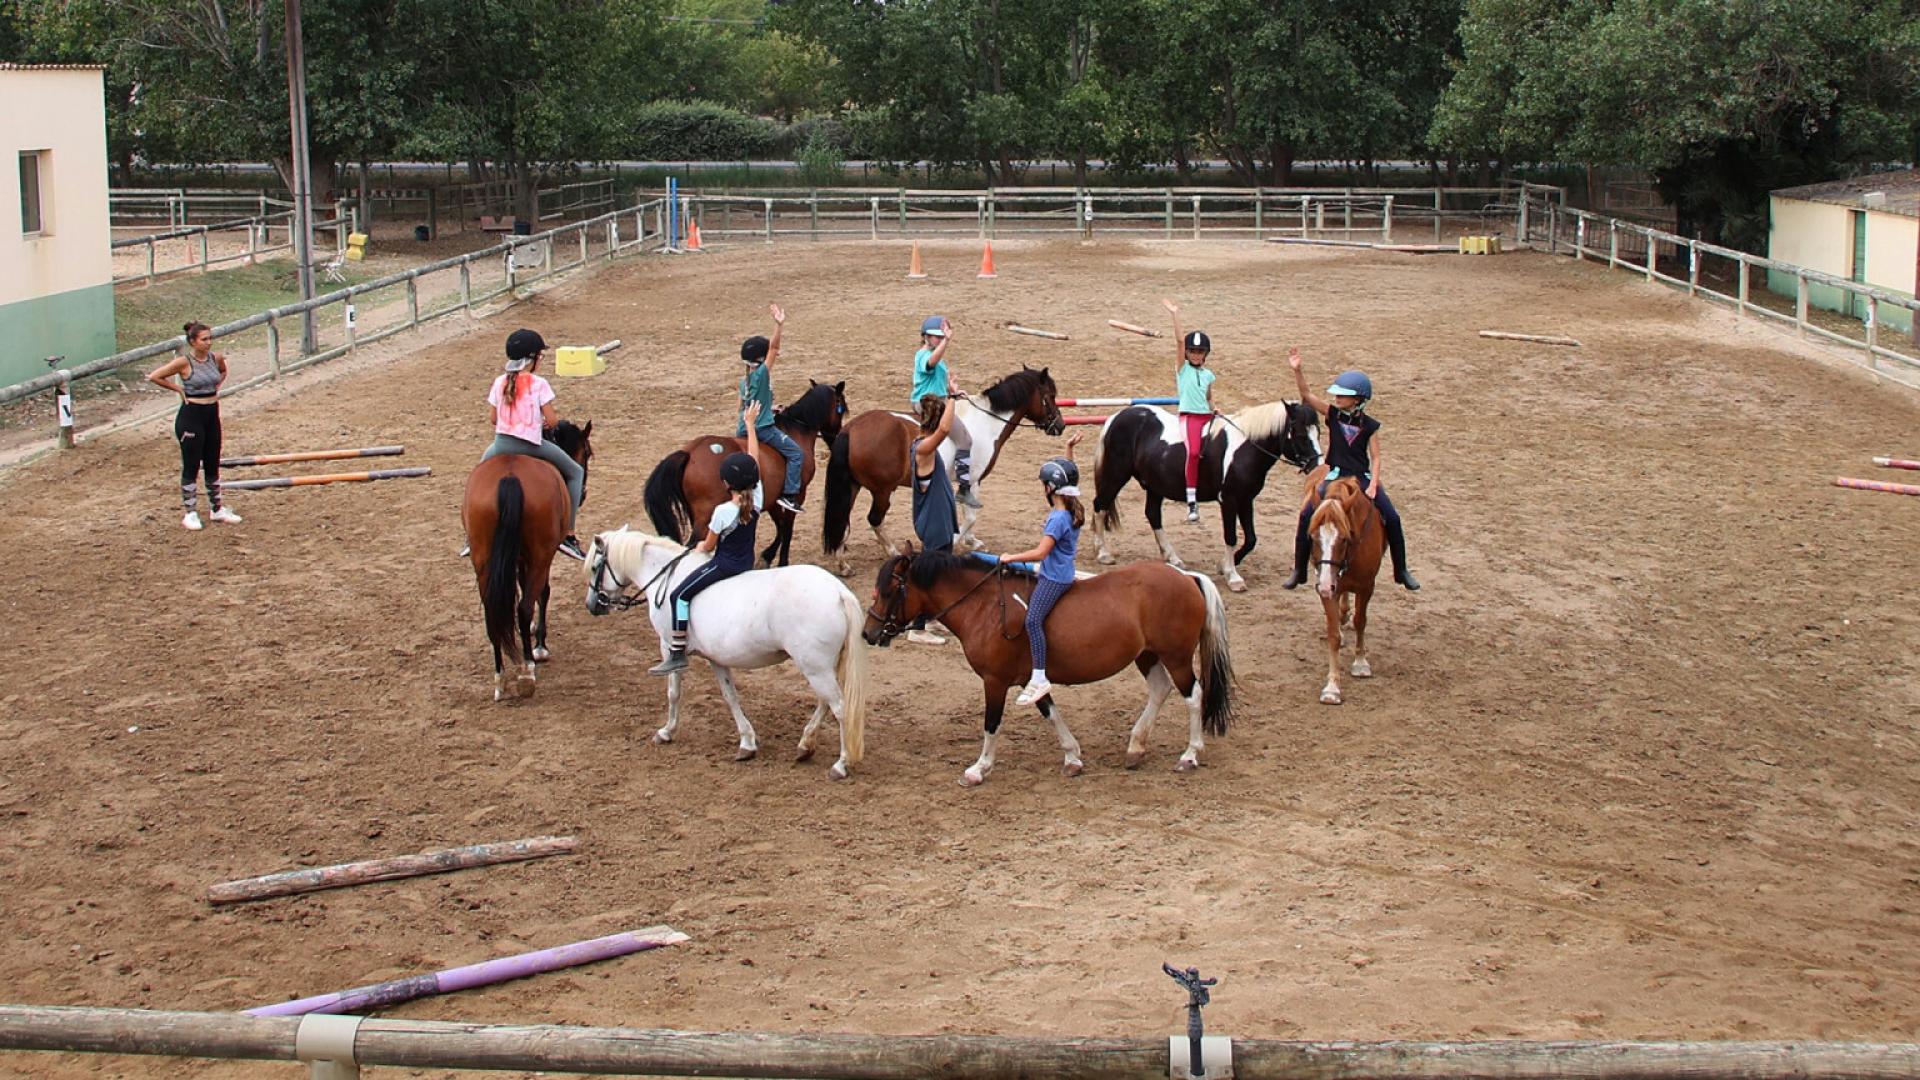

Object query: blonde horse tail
[1189,571,1236,737]
[835,587,869,765]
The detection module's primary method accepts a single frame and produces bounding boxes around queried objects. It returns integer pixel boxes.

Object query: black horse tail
[484,475,525,667]
[643,450,692,543]
[823,430,855,555]
[1191,571,1236,738]
[1092,420,1123,532]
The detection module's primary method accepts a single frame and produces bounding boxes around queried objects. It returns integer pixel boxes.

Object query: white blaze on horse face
[1317,521,1340,596]
[1307,425,1322,464]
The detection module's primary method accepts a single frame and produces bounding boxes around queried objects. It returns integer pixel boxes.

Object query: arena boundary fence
[664,186,1530,244]
[112,211,300,285]
[2,197,671,449]
[3,1006,1919,1079]
[1513,185,1920,392]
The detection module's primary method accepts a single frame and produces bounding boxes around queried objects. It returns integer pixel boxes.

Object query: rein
[590,543,693,613]
[1212,411,1317,472]
[871,560,1007,639]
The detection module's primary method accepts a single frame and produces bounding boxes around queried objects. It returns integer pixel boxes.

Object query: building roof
[0,62,107,71]
[1774,169,1920,219]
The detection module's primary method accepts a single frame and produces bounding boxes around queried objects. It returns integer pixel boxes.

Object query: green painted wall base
[0,282,117,388]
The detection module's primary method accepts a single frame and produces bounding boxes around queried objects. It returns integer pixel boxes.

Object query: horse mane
[906,549,982,589]
[1310,477,1366,533]
[779,383,839,434]
[546,419,590,457]
[1227,400,1302,442]
[982,368,1055,413]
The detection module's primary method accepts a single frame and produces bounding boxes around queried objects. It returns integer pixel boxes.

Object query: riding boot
[1280,529,1313,590]
[1385,518,1421,591]
[649,632,690,676]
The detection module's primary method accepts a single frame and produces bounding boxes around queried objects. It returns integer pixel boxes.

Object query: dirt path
[1,238,1917,1078]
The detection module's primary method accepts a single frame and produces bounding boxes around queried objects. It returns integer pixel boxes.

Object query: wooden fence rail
[3,1007,1920,1079]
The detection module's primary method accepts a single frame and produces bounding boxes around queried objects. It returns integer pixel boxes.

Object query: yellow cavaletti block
[345,231,370,261]
[555,345,605,377]
[1456,235,1504,255]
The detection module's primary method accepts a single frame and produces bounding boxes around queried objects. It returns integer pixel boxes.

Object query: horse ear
[582,420,593,436]
[835,380,845,394]
[1039,367,1049,379]
[809,378,818,387]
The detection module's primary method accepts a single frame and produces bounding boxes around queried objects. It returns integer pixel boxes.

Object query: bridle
[1212,409,1319,473]
[867,556,1008,642]
[587,540,691,614]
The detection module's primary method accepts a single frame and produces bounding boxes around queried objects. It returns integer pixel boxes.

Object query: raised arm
[744,402,762,454]
[764,304,785,369]
[145,356,189,397]
[926,317,952,369]
[1061,430,1084,463]
[1288,346,1328,415]
[1163,298,1184,365]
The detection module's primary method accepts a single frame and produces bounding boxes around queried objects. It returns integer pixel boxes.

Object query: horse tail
[1189,571,1236,738]
[834,586,869,766]
[485,475,525,667]
[643,450,692,543]
[822,430,855,555]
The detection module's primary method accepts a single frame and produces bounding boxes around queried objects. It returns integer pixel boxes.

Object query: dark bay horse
[823,367,1066,575]
[1303,473,1385,705]
[1090,401,1320,591]
[863,549,1235,784]
[642,380,847,567]
[463,420,593,701]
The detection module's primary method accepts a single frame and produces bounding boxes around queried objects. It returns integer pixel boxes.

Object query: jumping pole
[1107,320,1162,338]
[1834,476,1920,497]
[1873,456,1919,471]
[1056,397,1178,408]
[209,835,578,905]
[220,445,404,467]
[220,466,431,491]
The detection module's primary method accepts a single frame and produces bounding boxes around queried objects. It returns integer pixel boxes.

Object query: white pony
[584,527,869,780]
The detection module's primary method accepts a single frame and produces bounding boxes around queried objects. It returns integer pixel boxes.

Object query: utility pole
[285,0,318,353]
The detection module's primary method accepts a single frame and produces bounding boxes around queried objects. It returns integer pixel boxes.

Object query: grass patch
[115,257,383,353]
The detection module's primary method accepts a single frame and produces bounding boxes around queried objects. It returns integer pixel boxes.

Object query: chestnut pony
[463,420,593,701]
[822,367,1065,575]
[642,380,847,567]
[1303,472,1385,705]
[864,550,1235,785]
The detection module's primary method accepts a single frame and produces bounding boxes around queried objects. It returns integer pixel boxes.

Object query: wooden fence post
[1795,272,1809,336]
[267,314,281,379]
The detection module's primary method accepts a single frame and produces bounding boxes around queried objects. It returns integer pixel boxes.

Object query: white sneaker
[1015,676,1053,706]
[209,507,243,524]
[182,511,204,531]
[907,628,946,646]
[1186,502,1200,523]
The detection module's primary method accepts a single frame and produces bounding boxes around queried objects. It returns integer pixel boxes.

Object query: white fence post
[1644,231,1657,281]
[765,198,774,244]
[1687,242,1699,296]
[871,196,880,241]
[1192,195,1202,240]
[1575,216,1586,261]
[1383,195,1394,242]
[1736,254,1749,316]
[1866,295,1878,368]
[1608,221,1618,268]
[1795,272,1809,336]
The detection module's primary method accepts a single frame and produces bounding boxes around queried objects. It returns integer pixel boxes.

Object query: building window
[20,150,48,235]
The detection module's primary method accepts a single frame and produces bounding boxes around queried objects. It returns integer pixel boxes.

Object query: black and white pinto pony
[1090,401,1321,591]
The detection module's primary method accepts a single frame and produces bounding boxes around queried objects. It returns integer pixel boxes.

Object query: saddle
[967,552,1038,579]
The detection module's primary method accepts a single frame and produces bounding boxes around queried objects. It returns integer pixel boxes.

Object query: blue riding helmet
[921,315,948,338]
[1326,370,1373,401]
[1039,457,1079,492]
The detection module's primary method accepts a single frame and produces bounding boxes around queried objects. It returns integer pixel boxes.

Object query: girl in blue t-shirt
[1164,299,1217,522]
[998,432,1085,705]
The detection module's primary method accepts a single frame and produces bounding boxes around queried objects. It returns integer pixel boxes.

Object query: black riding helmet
[720,451,759,492]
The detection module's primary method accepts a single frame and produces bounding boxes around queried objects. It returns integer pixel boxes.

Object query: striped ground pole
[1834,476,1920,497]
[1055,397,1178,407]
[1873,456,1920,471]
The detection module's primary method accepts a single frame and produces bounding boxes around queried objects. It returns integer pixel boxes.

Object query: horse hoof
[493,687,508,702]
[795,745,816,763]
[515,679,537,700]
[1097,552,1116,565]
[1174,758,1199,773]
[828,763,849,782]
[960,769,986,787]
[1352,659,1373,678]
[653,730,673,745]
[532,646,551,662]
[1061,760,1084,779]
[1124,750,1146,770]
[1320,688,1343,705]
[836,562,852,578]
[734,746,758,762]
[1227,577,1247,593]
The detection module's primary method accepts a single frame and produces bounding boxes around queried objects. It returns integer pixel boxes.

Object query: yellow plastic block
[555,345,605,378]
[344,247,364,261]
[347,232,369,247]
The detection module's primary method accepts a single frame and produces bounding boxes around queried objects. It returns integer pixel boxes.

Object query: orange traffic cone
[977,241,997,279]
[686,220,703,251]
[906,242,927,279]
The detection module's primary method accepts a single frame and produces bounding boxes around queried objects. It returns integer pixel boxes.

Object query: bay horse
[1303,472,1385,705]
[642,380,847,568]
[463,420,593,701]
[822,367,1066,575]
[585,527,870,780]
[1090,401,1320,591]
[863,549,1235,785]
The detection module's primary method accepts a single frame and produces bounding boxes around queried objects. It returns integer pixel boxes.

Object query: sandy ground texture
[1,238,1918,1078]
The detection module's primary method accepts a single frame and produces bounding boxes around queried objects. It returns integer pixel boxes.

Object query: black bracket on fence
[1163,963,1218,1078]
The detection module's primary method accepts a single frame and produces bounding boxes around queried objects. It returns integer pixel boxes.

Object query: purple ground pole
[245,925,689,1017]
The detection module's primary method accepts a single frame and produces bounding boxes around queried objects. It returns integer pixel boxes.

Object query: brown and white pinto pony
[1304,472,1385,705]
[863,549,1235,785]
[822,367,1066,575]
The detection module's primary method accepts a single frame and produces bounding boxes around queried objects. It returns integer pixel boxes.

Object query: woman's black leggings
[175,402,223,511]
